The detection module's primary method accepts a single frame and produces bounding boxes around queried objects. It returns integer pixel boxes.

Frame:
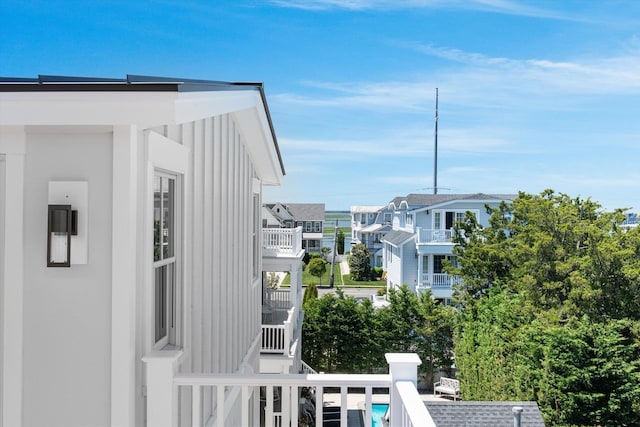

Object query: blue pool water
[371,403,389,427]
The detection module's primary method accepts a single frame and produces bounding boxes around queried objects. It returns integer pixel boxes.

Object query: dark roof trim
[0,74,285,175]
[0,74,262,92]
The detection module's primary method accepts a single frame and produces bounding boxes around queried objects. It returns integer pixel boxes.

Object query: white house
[382,193,516,303]
[350,205,393,267]
[263,203,325,253]
[0,75,433,427]
[0,74,289,426]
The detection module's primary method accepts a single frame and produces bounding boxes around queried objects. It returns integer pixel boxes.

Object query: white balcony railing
[261,299,300,354]
[420,272,461,288]
[144,352,435,427]
[260,289,302,356]
[300,360,318,374]
[416,228,454,244]
[265,288,291,310]
[263,227,303,256]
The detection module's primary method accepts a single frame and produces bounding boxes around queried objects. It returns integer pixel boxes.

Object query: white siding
[22,130,113,427]
[177,114,261,422]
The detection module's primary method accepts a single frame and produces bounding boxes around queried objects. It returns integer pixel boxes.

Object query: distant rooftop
[424,401,545,427]
[350,205,386,213]
[284,203,325,221]
[389,193,517,209]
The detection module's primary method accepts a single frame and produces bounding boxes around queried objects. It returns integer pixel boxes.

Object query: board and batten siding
[181,113,260,375]
[147,114,262,425]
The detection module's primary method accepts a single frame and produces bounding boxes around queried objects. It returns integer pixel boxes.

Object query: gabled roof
[388,193,516,210]
[285,203,325,221]
[350,205,386,214]
[424,401,545,427]
[360,224,392,233]
[381,230,414,247]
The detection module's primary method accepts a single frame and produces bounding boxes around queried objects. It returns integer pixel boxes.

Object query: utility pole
[329,219,338,288]
[433,87,439,195]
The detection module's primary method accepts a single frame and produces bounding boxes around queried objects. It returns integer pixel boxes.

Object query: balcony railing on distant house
[420,273,462,288]
[144,353,435,427]
[416,228,456,244]
[263,226,303,256]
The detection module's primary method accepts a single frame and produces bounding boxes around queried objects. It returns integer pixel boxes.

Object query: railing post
[386,353,421,425]
[143,350,183,427]
[283,315,292,356]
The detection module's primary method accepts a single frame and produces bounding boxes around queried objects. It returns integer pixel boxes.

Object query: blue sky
[2,1,639,211]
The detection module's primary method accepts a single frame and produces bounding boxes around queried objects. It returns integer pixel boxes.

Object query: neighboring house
[264,202,325,253]
[382,193,516,303]
[350,205,393,267]
[622,211,638,230]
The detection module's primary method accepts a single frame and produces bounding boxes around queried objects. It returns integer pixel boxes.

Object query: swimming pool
[371,403,389,427]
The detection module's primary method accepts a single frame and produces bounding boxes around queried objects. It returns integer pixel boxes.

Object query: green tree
[302,292,371,372]
[538,318,640,426]
[452,190,640,425]
[321,246,331,260]
[302,283,318,308]
[266,272,279,289]
[301,286,455,376]
[349,243,371,281]
[336,229,345,255]
[307,257,327,286]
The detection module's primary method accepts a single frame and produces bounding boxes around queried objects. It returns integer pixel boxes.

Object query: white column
[417,252,423,292]
[143,350,183,427]
[111,125,138,426]
[0,126,26,427]
[385,353,421,426]
[290,261,302,309]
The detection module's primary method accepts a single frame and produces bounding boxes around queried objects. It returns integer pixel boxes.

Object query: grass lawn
[323,226,351,237]
[281,263,385,288]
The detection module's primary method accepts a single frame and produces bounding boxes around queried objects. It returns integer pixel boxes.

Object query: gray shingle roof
[381,230,414,246]
[283,203,325,221]
[389,193,517,209]
[424,401,545,427]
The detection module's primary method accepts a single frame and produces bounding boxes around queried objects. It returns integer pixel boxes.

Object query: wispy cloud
[267,0,571,20]
[272,45,640,116]
[414,44,640,94]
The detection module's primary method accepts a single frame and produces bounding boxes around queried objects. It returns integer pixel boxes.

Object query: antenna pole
[433,88,438,195]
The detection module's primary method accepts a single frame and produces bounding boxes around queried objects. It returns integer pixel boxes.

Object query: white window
[314,221,322,232]
[305,222,312,232]
[153,172,181,347]
[434,209,478,230]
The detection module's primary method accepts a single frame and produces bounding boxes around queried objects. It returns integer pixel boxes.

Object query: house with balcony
[260,226,305,376]
[382,193,516,303]
[1,75,439,427]
[350,205,393,267]
[263,202,325,253]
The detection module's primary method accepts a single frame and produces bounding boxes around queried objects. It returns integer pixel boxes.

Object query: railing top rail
[174,373,391,387]
[396,380,436,427]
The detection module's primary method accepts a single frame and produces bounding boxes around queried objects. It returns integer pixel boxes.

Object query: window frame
[152,170,182,350]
